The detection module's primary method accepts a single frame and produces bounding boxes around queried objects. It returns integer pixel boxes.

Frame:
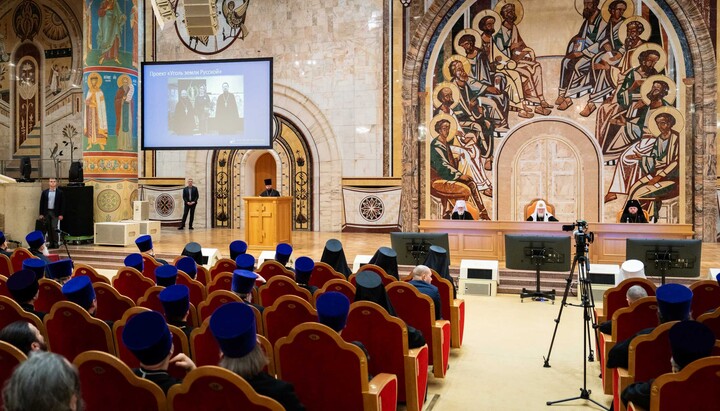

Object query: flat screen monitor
[504,235,571,272]
[390,232,450,266]
[141,58,273,150]
[625,238,701,278]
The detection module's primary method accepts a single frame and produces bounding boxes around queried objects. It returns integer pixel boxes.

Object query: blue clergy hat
[155,265,178,287]
[0,231,5,244]
[209,302,257,358]
[275,243,293,266]
[135,235,153,252]
[656,283,693,322]
[229,240,248,260]
[232,269,256,295]
[62,276,96,310]
[669,321,716,369]
[316,291,350,332]
[175,256,197,279]
[235,254,255,271]
[716,272,720,286]
[159,285,190,320]
[7,270,39,303]
[25,231,44,250]
[22,258,47,280]
[124,253,144,272]
[294,256,314,284]
[46,259,73,281]
[122,311,173,366]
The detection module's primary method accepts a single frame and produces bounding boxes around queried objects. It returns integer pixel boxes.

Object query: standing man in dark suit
[259,178,280,197]
[179,178,198,230]
[39,178,64,249]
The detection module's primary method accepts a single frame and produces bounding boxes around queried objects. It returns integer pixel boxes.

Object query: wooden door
[255,153,277,196]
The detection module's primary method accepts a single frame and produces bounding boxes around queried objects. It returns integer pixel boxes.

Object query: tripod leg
[543,256,578,367]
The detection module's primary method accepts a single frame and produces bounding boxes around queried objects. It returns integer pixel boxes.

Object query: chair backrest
[141,254,162,282]
[44,301,114,361]
[167,366,284,411]
[0,296,45,335]
[314,279,356,306]
[352,264,396,285]
[74,350,166,411]
[650,356,720,411]
[73,263,111,284]
[258,276,312,307]
[256,260,295,282]
[35,278,65,313]
[263,295,317,346]
[190,318,220,367]
[628,321,676,382]
[112,267,156,303]
[430,270,454,322]
[602,277,657,323]
[308,262,344,289]
[387,281,443,366]
[0,275,10,298]
[195,265,211,286]
[93,282,135,322]
[10,248,34,273]
[257,334,275,376]
[689,280,720,317]
[137,286,165,313]
[168,324,192,380]
[176,271,207,307]
[209,258,236,280]
[206,272,233,294]
[197,290,242,323]
[0,254,12,277]
[0,341,26,411]
[113,306,153,369]
[696,307,720,340]
[342,301,428,407]
[612,296,659,343]
[275,322,371,411]
[524,198,556,219]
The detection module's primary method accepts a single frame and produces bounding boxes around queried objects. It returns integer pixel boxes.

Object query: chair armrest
[595,307,604,323]
[450,299,465,348]
[364,373,398,411]
[626,402,646,411]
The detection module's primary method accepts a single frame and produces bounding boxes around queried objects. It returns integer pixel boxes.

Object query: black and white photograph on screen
[211,78,244,134]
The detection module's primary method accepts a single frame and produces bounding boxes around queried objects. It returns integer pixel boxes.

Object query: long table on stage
[419,220,694,266]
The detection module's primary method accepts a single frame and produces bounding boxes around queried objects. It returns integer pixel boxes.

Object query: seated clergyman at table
[526,200,558,221]
[451,200,474,220]
[620,199,648,223]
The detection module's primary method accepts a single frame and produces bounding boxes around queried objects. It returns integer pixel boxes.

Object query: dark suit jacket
[20,303,46,320]
[182,186,199,204]
[39,189,64,216]
[607,327,654,369]
[246,372,305,411]
[133,369,181,395]
[409,280,443,320]
[0,249,12,257]
[259,189,280,197]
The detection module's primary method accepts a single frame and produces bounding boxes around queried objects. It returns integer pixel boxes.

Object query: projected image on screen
[142,58,271,150]
[168,78,245,135]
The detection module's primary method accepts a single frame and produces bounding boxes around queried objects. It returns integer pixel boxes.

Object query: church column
[83,0,139,221]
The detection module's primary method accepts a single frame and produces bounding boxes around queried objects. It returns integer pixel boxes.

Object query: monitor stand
[521,249,556,303]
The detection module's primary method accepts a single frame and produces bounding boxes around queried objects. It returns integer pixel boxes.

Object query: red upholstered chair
[168,324,192,379]
[93,282,135,322]
[275,322,398,411]
[689,280,720,317]
[263,295,317,346]
[141,253,163,282]
[257,334,275,376]
[137,286,165,313]
[209,258,236,280]
[113,267,156,303]
[313,279,356,306]
[113,307,153,369]
[44,301,114,361]
[602,296,659,394]
[258,276,312,307]
[430,270,465,348]
[636,356,720,411]
[190,318,220,366]
[0,254,12,277]
[613,321,676,411]
[386,281,451,378]
[0,275,10,298]
[187,303,200,328]
[0,341,26,411]
[256,260,295,282]
[197,290,242,323]
[308,261,344,289]
[207,272,233,294]
[10,248,34,273]
[35,278,65,313]
[697,307,720,339]
[74,350,166,411]
[195,265,211,287]
[0,296,46,337]
[349,264,396,287]
[167,366,284,411]
[73,263,111,284]
[176,271,207,307]
[343,301,429,411]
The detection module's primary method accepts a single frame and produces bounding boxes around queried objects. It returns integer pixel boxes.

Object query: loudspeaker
[69,161,83,183]
[62,185,94,236]
[183,0,218,36]
[459,279,496,296]
[460,260,498,280]
[133,201,150,221]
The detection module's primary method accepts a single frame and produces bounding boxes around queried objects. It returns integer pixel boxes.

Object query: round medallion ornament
[97,189,121,213]
[359,195,384,222]
[155,193,175,217]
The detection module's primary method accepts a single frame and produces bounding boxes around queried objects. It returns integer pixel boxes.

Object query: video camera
[562,220,594,256]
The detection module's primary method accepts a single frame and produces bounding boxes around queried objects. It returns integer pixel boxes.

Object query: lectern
[243,196,292,249]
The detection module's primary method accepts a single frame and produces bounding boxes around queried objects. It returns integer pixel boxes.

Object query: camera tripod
[543,242,608,410]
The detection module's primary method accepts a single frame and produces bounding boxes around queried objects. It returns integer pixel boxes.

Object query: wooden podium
[243,196,292,249]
